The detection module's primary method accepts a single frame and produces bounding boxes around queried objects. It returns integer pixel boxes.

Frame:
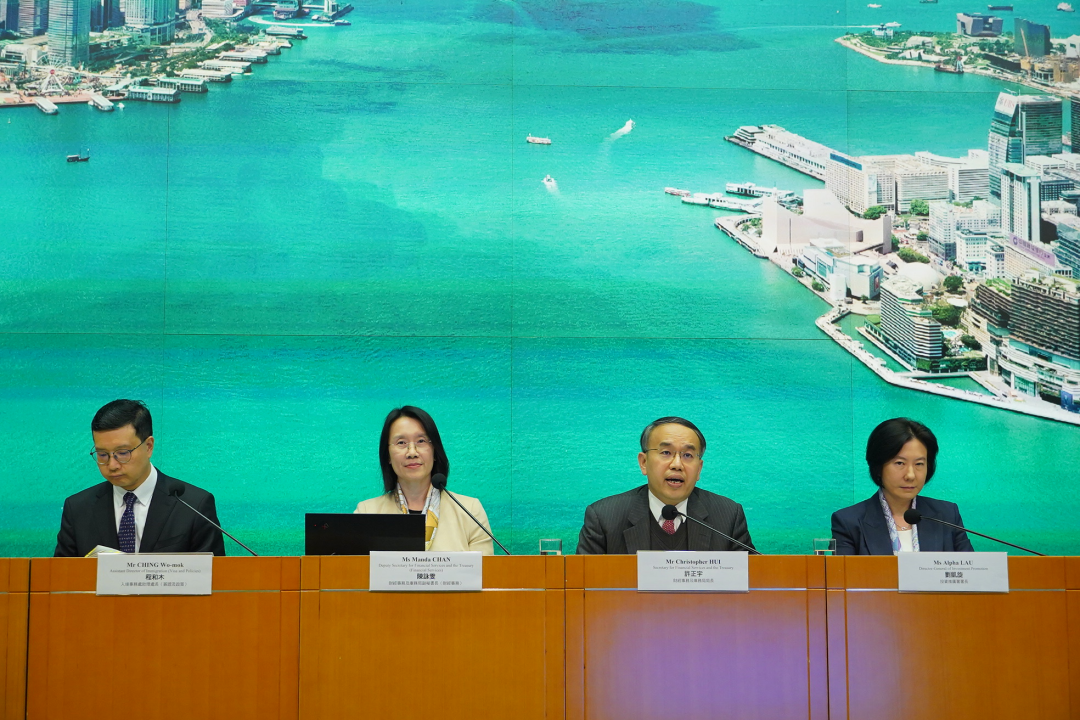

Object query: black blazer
[54,472,226,557]
[831,493,974,555]
[576,484,754,554]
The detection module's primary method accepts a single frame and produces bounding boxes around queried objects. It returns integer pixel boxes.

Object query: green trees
[863,205,887,220]
[792,267,805,278]
[909,199,929,216]
[961,334,982,351]
[943,275,964,293]
[916,230,929,243]
[897,247,930,264]
[931,303,962,327]
[812,280,826,292]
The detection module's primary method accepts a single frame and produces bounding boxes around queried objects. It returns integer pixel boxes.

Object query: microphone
[169,485,259,557]
[903,508,1044,556]
[662,504,761,555]
[430,474,512,555]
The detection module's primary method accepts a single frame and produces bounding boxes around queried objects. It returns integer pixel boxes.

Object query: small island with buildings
[700,88,1080,425]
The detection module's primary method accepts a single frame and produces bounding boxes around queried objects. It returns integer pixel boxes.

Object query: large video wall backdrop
[2,0,1078,557]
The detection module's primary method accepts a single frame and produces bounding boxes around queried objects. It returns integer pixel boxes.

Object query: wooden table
[0,559,29,720]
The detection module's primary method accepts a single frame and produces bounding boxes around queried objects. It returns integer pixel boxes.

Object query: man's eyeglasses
[646,448,702,463]
[90,438,147,465]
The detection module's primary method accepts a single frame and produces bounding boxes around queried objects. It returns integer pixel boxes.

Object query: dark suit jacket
[576,484,755,554]
[54,472,226,557]
[831,493,974,555]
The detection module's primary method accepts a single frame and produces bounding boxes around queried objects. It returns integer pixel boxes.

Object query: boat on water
[987,4,1013,10]
[526,135,552,145]
[867,4,881,8]
[1058,2,1074,11]
[542,174,556,186]
[920,0,937,4]
[334,19,350,25]
[664,187,691,197]
[66,148,90,163]
[884,21,901,26]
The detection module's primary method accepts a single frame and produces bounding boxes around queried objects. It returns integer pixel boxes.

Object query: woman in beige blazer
[354,406,494,555]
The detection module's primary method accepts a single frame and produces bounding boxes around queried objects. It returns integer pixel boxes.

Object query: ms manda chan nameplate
[369,551,483,591]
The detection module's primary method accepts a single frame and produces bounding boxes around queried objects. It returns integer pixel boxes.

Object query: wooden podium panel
[0,559,29,720]
[565,555,828,720]
[298,555,565,720]
[26,556,301,720]
[827,556,1072,720]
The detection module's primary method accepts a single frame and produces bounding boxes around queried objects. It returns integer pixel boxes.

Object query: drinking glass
[539,539,562,556]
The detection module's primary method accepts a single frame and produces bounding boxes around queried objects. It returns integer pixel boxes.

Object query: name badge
[636,551,750,592]
[898,552,1009,593]
[96,553,213,595]
[369,551,482,592]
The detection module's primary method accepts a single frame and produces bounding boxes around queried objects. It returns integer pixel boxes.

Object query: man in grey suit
[576,417,754,554]
[54,399,225,557]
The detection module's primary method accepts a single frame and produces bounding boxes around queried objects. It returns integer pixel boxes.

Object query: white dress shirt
[647,489,688,532]
[112,464,158,553]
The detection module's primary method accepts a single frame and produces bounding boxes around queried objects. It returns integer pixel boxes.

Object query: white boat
[867,3,881,7]
[526,135,552,145]
[1058,2,1074,10]
[681,193,712,206]
[542,174,556,187]
[664,187,691,196]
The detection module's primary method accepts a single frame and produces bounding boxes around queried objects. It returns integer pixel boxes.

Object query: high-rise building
[89,0,119,31]
[988,93,1062,199]
[825,152,895,215]
[870,276,944,368]
[917,150,991,202]
[1,0,19,32]
[1015,18,1052,57]
[121,0,175,43]
[928,200,1000,262]
[1055,216,1080,277]
[957,12,1003,36]
[17,0,46,35]
[1000,163,1042,244]
[1011,274,1080,359]
[1070,100,1080,152]
[47,0,88,65]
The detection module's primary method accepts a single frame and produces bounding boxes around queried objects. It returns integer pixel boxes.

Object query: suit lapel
[141,474,177,552]
[93,483,120,550]
[915,500,944,551]
[685,490,712,551]
[621,489,651,554]
[859,497,894,556]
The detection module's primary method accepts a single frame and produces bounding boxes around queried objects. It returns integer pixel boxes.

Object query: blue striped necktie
[118,492,137,553]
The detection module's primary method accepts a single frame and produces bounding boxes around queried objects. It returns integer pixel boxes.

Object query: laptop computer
[305,513,427,555]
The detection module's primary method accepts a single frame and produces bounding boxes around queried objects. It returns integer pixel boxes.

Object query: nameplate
[898,552,1009,593]
[369,551,482,592]
[637,551,749,592]
[96,553,213,596]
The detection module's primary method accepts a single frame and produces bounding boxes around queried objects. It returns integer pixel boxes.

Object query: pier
[126,86,181,103]
[87,93,114,111]
[33,97,58,115]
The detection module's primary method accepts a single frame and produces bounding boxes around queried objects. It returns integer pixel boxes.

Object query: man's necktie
[662,517,676,535]
[118,492,137,553]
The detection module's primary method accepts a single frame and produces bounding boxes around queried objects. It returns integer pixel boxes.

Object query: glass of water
[539,539,562,556]
[813,538,836,556]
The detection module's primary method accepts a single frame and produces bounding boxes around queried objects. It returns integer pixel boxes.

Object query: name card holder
[637,551,750,592]
[96,553,213,595]
[898,552,1009,593]
[369,551,483,592]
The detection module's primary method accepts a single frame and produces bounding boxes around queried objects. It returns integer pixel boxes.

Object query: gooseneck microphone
[169,486,259,557]
[431,474,512,555]
[903,508,1044,556]
[662,504,761,555]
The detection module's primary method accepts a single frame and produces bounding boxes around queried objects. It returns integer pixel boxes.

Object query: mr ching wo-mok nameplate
[369,551,483,592]
[898,552,1009,593]
[96,553,213,596]
[637,551,750,592]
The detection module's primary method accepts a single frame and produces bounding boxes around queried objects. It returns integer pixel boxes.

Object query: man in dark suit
[54,399,226,557]
[576,417,754,554]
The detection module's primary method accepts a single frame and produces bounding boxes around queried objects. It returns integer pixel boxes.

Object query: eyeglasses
[646,448,702,463]
[90,438,147,465]
[390,437,432,452]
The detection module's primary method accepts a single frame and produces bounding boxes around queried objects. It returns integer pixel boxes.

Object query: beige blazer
[353,491,495,555]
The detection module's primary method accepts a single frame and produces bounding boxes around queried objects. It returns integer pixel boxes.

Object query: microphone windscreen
[430,473,447,490]
[170,485,186,498]
[661,504,679,521]
[903,508,922,525]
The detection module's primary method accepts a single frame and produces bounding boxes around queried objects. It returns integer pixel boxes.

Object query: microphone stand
[913,515,1044,557]
[676,510,761,555]
[436,486,512,555]
[170,490,259,557]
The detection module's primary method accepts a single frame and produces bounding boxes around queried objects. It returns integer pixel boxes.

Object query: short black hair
[865,417,938,486]
[91,399,153,441]
[639,417,706,455]
[379,406,450,494]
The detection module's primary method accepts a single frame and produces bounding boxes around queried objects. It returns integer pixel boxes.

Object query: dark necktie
[118,492,137,553]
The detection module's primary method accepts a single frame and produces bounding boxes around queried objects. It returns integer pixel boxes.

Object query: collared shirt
[647,489,688,532]
[112,464,158,553]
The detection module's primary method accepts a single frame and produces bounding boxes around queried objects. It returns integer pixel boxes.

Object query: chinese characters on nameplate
[898,552,1009,593]
[369,551,483,591]
[636,551,750,592]
[96,553,213,595]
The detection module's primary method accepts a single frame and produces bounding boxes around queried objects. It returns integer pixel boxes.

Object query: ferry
[526,135,552,145]
[334,19,351,25]
[681,193,713,206]
[867,4,881,8]
[987,3,1012,8]
[1059,2,1074,11]
[664,187,691,197]
[542,174,556,187]
[66,148,90,162]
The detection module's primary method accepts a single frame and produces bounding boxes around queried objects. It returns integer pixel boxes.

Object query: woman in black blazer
[831,418,973,555]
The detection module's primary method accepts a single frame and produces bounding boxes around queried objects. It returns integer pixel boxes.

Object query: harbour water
[1,0,1078,556]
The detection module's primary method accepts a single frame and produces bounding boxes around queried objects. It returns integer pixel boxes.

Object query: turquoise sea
[2,0,1078,556]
